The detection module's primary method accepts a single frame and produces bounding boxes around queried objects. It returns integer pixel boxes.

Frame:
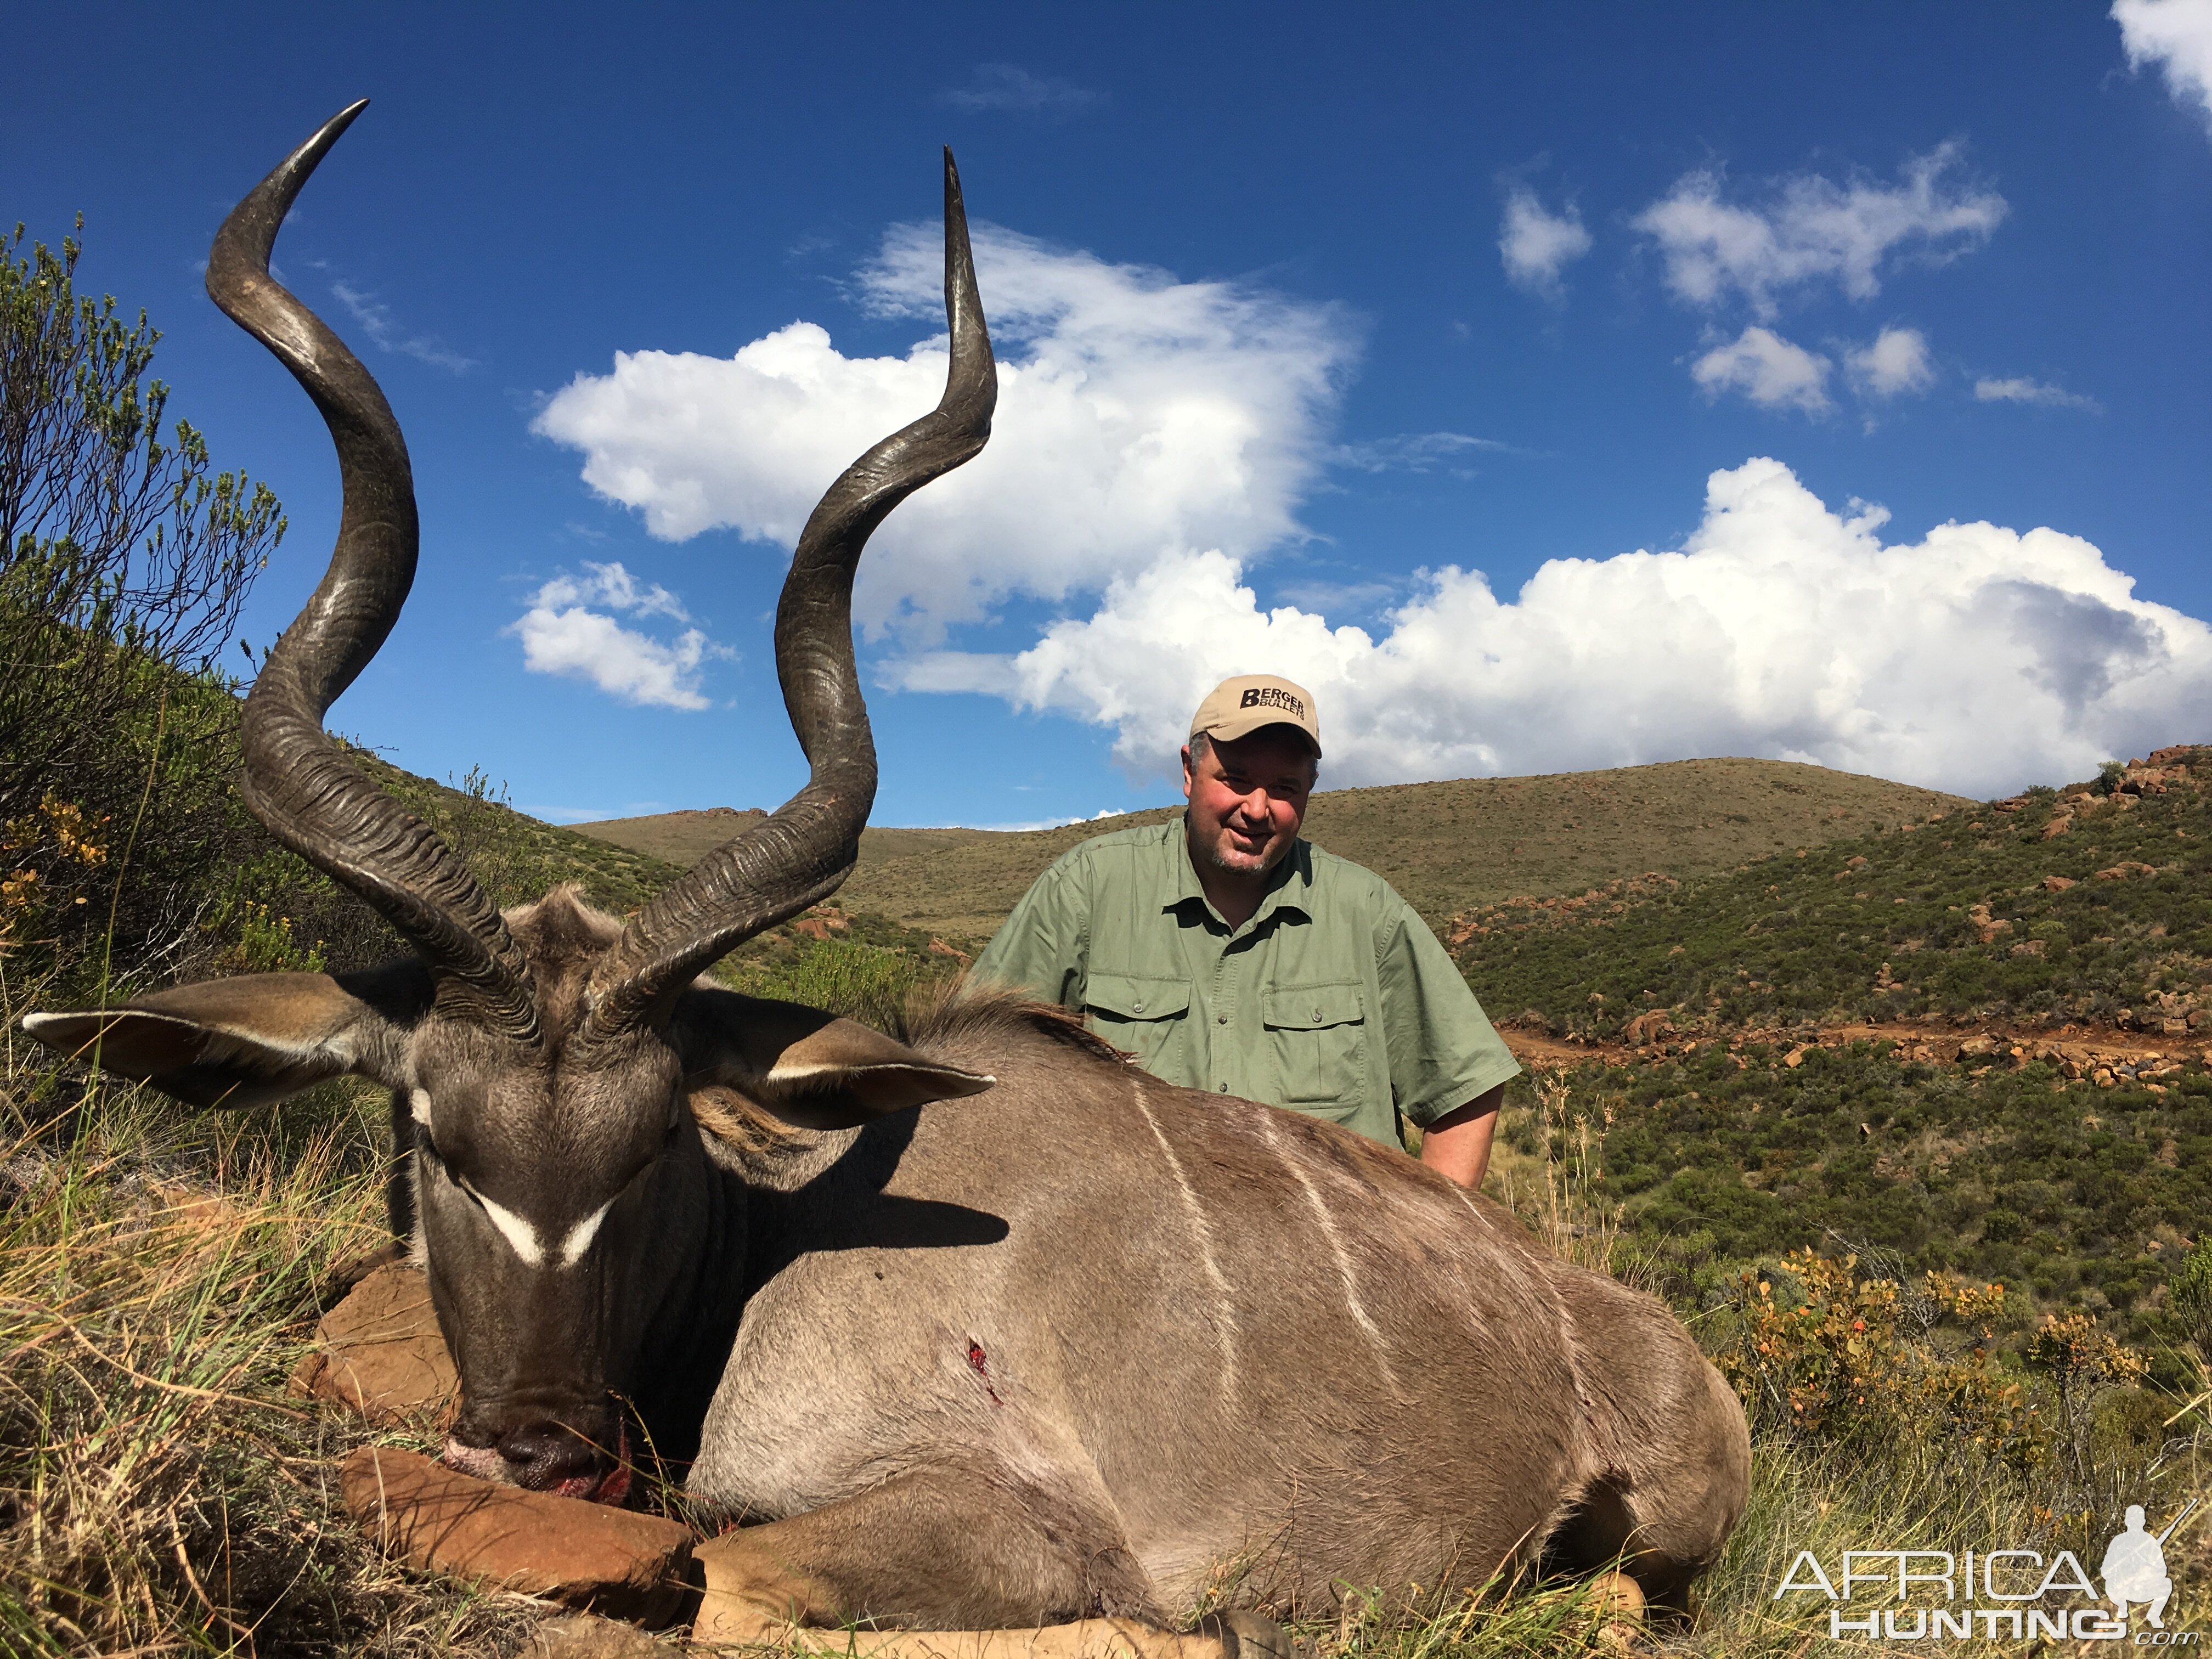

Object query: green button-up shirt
[970,819,1521,1147]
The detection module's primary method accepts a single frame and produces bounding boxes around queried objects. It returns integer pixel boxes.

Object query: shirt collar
[1168,816,1313,928]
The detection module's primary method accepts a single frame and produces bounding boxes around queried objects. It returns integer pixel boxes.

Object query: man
[972,674,1520,1187]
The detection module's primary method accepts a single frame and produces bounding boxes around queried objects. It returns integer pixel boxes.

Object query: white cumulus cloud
[1498,187,1594,301]
[890,458,2212,800]
[1975,376,2104,412]
[1846,326,1937,399]
[1633,145,2007,319]
[534,224,1354,642]
[506,561,728,710]
[2114,0,2212,134]
[1690,327,1834,414]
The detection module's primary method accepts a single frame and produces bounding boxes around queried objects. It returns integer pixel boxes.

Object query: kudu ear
[20,962,431,1109]
[671,987,994,1131]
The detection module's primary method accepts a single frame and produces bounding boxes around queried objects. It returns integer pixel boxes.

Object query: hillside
[1453,745,2212,1041]
[352,754,686,918]
[573,756,1968,941]
[1457,746,2212,1356]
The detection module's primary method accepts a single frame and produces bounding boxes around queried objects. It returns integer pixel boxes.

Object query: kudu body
[27,108,1748,1654]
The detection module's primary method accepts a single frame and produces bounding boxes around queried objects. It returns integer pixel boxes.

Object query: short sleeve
[970,853,1092,1011]
[1374,899,1521,1128]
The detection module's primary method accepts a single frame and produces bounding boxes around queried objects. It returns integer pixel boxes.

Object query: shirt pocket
[1083,972,1193,1076]
[1262,983,1368,1108]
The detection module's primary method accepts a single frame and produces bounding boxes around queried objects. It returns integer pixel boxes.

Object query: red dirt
[1503,1018,2209,1084]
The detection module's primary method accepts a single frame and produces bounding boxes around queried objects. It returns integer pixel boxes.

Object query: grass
[572,756,1968,940]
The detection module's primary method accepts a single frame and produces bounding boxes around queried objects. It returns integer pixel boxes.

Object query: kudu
[26,105,1749,1656]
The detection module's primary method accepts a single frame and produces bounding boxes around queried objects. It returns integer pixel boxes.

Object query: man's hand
[1419,1084,1504,1189]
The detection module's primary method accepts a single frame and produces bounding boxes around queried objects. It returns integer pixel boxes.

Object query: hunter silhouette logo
[2104,1500,2197,1629]
[1773,1497,2200,1643]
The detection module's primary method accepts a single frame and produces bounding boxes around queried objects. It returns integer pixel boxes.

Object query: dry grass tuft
[0,970,540,1657]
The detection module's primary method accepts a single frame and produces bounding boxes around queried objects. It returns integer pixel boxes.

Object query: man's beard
[1194,821,1288,878]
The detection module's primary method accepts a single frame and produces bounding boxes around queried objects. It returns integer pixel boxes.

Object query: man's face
[1182,728,1317,882]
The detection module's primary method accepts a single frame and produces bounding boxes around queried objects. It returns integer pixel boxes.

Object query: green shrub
[1716,1247,2048,1465]
[2171,1235,2212,1375]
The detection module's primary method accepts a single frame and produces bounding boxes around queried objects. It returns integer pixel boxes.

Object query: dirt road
[1503,1018,2208,1084]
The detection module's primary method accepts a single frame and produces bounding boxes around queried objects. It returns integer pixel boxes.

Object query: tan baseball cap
[1188,674,1321,754]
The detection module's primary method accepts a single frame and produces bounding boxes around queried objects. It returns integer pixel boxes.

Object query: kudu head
[22,102,998,1497]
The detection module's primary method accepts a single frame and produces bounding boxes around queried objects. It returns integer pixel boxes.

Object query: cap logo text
[1238,686,1307,719]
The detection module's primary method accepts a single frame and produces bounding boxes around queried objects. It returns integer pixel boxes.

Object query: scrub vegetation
[2,235,2202,1653]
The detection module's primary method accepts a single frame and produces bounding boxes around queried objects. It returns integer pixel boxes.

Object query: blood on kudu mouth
[440,1420,634,1505]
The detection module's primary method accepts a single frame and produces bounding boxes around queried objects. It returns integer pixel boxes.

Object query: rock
[293,1263,457,1427]
[1966,903,2011,945]
[2010,940,2046,960]
[2041,814,2072,839]
[528,1613,679,1659]
[318,1239,410,1311]
[342,1447,697,1624]
[2042,874,2076,891]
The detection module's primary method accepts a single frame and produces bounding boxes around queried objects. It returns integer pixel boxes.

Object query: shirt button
[1132,1001,1144,1012]
[1218,1084,1229,1092]
[1311,1008,1322,1020]
[1217,1014,1228,1024]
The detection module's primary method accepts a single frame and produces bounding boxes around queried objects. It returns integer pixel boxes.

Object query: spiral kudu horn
[583,149,997,1037]
[207,101,538,1042]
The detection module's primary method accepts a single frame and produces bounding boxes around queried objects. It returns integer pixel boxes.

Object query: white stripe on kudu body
[1130,1077,1239,1401]
[1259,1111,1401,1393]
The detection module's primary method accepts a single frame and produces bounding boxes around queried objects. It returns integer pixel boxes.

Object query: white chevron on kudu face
[452,1171,616,1271]
[552,1198,616,1268]
[456,1172,547,1266]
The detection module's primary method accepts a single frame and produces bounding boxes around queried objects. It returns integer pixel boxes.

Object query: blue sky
[8,2,2211,825]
